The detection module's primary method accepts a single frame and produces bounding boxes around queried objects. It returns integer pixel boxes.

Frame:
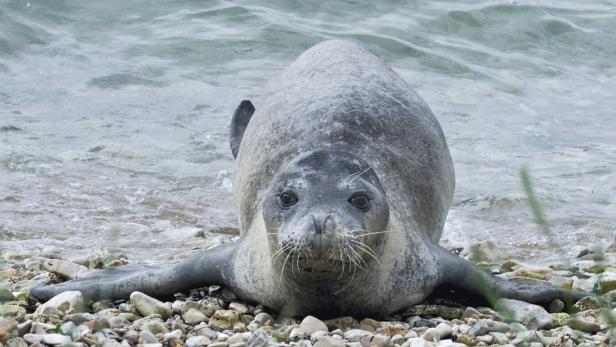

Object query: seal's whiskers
[349,239,382,267]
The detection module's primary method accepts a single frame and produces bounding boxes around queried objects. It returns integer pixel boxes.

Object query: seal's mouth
[273,243,377,278]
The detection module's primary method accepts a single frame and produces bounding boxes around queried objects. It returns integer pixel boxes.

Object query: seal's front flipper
[30,264,158,302]
[230,100,255,159]
[435,246,589,308]
[30,242,236,303]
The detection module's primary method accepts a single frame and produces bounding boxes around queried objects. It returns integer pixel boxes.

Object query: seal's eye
[278,192,298,209]
[348,193,370,210]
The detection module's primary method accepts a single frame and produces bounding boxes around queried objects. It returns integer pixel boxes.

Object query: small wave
[181,5,255,21]
[88,73,166,89]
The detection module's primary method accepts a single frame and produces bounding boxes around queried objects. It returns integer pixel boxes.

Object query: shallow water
[1,0,615,265]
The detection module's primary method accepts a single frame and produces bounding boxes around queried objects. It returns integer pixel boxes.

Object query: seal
[30,40,585,317]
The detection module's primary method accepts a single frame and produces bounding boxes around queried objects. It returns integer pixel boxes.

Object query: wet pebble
[314,335,345,347]
[42,333,71,345]
[496,298,552,330]
[209,310,241,331]
[300,315,328,334]
[565,318,601,333]
[129,292,171,319]
[186,335,211,347]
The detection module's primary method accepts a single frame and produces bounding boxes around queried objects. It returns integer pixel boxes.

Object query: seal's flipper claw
[230,100,255,159]
[436,246,590,308]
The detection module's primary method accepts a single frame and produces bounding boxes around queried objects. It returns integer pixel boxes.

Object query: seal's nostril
[311,214,322,234]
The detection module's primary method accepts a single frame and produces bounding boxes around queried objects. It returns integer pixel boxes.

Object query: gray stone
[247,330,268,347]
[461,307,482,320]
[70,325,91,341]
[43,259,90,280]
[311,331,328,342]
[229,302,248,314]
[288,327,306,341]
[436,339,466,347]
[107,316,129,329]
[469,319,510,336]
[221,288,237,301]
[548,299,565,313]
[123,330,139,345]
[344,329,372,342]
[404,331,419,339]
[252,313,273,326]
[193,324,218,339]
[183,309,208,324]
[314,336,345,347]
[0,317,18,342]
[474,335,493,344]
[102,340,123,347]
[597,271,616,293]
[468,320,489,337]
[59,321,76,336]
[565,318,601,333]
[42,334,71,345]
[324,317,359,331]
[227,333,250,345]
[489,332,508,345]
[139,330,158,344]
[405,337,431,347]
[0,306,25,321]
[421,328,440,342]
[509,323,527,332]
[358,318,381,332]
[180,301,215,317]
[300,315,328,334]
[363,334,390,347]
[434,323,452,339]
[141,320,168,334]
[129,292,171,319]
[163,329,183,341]
[15,320,31,337]
[23,334,43,344]
[186,336,211,347]
[29,322,55,335]
[0,286,15,302]
[118,303,138,314]
[5,337,27,347]
[391,334,405,345]
[496,298,553,330]
[34,291,85,316]
[209,310,241,331]
[64,312,97,325]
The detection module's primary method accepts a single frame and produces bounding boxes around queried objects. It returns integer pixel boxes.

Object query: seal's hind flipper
[435,246,589,308]
[30,242,236,303]
[230,100,255,159]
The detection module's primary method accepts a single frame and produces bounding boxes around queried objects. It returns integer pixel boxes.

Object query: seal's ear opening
[230,100,255,159]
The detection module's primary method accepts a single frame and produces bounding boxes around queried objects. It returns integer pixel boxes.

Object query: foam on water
[1,0,615,264]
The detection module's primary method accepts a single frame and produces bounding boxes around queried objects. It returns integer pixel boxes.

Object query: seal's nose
[311,212,334,235]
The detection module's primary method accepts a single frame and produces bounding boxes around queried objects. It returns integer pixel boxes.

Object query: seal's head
[263,150,389,283]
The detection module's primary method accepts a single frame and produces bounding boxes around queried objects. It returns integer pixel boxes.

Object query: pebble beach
[3,241,616,347]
